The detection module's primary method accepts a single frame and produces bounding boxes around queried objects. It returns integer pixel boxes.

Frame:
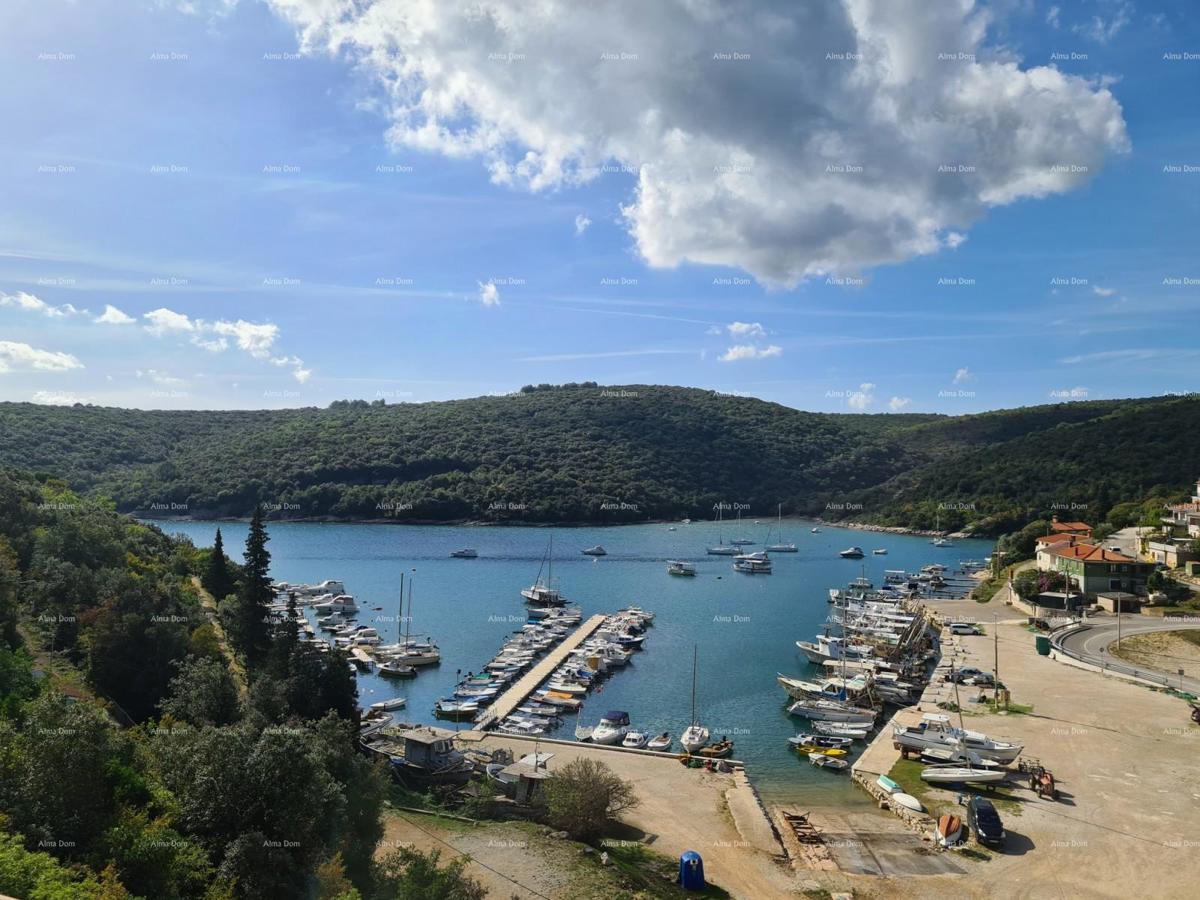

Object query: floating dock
[474,613,607,729]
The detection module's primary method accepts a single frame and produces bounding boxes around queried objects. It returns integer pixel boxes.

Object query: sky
[1,0,1198,413]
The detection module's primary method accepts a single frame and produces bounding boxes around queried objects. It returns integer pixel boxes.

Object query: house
[1146,538,1199,569]
[1049,516,1092,537]
[1163,477,1200,538]
[1034,532,1084,570]
[1039,542,1153,597]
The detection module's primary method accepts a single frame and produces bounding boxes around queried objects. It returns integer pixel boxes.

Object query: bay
[156,517,992,806]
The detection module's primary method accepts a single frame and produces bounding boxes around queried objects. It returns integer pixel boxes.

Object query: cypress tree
[203,528,235,601]
[234,507,273,667]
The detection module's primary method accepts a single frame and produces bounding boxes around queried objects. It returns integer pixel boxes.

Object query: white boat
[369,697,408,712]
[522,535,566,606]
[893,713,1023,763]
[765,504,798,552]
[591,710,631,746]
[450,548,478,558]
[681,645,711,752]
[622,731,649,749]
[920,766,1008,785]
[814,721,871,739]
[733,557,772,574]
[313,594,358,615]
[931,537,953,548]
[892,792,924,812]
[787,699,876,725]
[378,660,417,678]
[811,527,820,533]
[707,505,739,555]
[873,548,888,555]
[647,732,672,751]
[808,752,849,771]
[582,545,607,556]
[667,560,697,576]
[838,547,865,559]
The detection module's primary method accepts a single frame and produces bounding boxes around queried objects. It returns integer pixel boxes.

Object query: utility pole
[993,612,1000,708]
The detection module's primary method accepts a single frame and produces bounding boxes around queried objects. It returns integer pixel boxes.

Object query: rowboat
[808,752,849,771]
[920,766,1008,785]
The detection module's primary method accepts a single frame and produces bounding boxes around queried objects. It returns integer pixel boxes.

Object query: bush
[542,758,639,843]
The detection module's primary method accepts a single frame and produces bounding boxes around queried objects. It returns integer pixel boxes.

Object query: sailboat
[680,645,711,752]
[930,513,953,547]
[574,702,594,742]
[706,505,738,555]
[522,535,566,606]
[379,571,440,667]
[730,508,754,545]
[766,503,797,553]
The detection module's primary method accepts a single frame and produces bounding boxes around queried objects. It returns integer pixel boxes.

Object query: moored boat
[838,547,865,558]
[450,548,478,558]
[920,766,1007,785]
[809,752,849,771]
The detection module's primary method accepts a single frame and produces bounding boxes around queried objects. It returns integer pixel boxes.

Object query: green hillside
[0,386,1195,534]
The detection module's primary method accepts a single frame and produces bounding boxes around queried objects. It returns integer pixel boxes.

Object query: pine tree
[233,507,273,667]
[203,528,235,601]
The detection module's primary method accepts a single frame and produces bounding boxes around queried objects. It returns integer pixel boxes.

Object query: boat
[694,738,734,759]
[876,774,902,794]
[872,548,888,555]
[893,713,1023,763]
[379,660,417,678]
[313,594,358,615]
[574,706,594,742]
[370,697,408,712]
[936,814,963,847]
[622,731,649,749]
[449,548,478,558]
[591,711,631,746]
[668,560,697,576]
[680,645,711,752]
[787,699,876,725]
[891,793,924,812]
[815,722,872,739]
[787,733,853,750]
[789,739,848,757]
[361,725,474,790]
[811,527,820,533]
[765,504,797,552]
[838,547,865,559]
[647,732,672,751]
[808,752,849,771]
[733,556,772,574]
[522,535,566,606]
[434,699,480,720]
[930,514,953,547]
[920,766,1008,785]
[707,505,740,555]
[582,545,607,556]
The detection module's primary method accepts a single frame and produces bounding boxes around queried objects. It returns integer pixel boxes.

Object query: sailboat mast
[691,645,698,726]
[398,571,405,645]
[548,533,553,588]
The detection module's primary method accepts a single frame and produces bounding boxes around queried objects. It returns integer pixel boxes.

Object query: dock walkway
[475,613,607,729]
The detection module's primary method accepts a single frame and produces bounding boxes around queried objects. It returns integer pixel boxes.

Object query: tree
[373,847,486,900]
[542,758,639,843]
[203,529,235,602]
[230,508,272,668]
[160,656,241,727]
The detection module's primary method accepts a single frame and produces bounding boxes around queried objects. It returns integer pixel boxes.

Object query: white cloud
[953,366,975,384]
[95,304,135,325]
[888,396,912,411]
[478,280,501,306]
[1046,5,1061,28]
[848,382,876,409]
[944,232,967,250]
[0,290,85,318]
[705,325,723,336]
[574,213,592,235]
[211,319,279,358]
[141,306,311,381]
[136,368,185,386]
[32,390,94,405]
[144,307,195,335]
[262,0,1129,287]
[0,341,83,372]
[718,343,782,362]
[1072,2,1132,44]
[1092,286,1117,297]
[727,321,766,339]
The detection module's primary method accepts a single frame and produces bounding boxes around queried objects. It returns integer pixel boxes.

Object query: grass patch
[577,842,732,899]
[982,700,1034,715]
[958,847,993,862]
[887,758,1025,819]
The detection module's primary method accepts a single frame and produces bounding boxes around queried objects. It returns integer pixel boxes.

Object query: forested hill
[1,385,1197,533]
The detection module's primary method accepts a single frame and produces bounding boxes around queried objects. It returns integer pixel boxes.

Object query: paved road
[1056,618,1200,694]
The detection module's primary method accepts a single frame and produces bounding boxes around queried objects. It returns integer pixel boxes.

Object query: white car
[948,622,979,635]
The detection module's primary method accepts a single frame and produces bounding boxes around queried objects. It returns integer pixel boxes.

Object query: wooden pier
[475,614,607,729]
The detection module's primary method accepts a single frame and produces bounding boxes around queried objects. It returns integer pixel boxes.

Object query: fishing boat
[369,697,408,712]
[680,645,711,753]
[838,547,865,559]
[808,753,849,771]
[647,732,672,751]
[582,545,607,556]
[591,710,631,746]
[936,814,963,847]
[361,725,474,790]
[667,560,697,576]
[765,504,797,552]
[622,731,649,749]
[920,766,1008,785]
[522,535,567,606]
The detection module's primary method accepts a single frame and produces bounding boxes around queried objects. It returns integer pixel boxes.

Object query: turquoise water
[157,518,991,805]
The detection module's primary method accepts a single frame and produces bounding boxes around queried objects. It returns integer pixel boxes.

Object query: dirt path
[1111,629,1200,673]
[190,575,248,699]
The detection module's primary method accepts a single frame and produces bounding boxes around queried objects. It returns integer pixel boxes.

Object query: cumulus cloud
[212,320,280,358]
[727,321,766,338]
[0,341,83,372]
[142,307,310,381]
[719,343,782,362]
[0,290,85,318]
[261,0,1129,287]
[95,304,135,325]
[848,382,876,409]
[953,366,975,384]
[144,307,195,335]
[889,396,912,411]
[574,213,592,235]
[478,280,501,306]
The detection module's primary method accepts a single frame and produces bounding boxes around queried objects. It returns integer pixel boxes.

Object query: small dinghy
[936,813,963,847]
[892,792,924,812]
[920,766,1007,785]
[876,774,902,794]
[647,732,672,751]
[369,697,408,712]
[808,752,849,771]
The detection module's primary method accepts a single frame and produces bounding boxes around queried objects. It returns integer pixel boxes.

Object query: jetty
[475,614,606,729]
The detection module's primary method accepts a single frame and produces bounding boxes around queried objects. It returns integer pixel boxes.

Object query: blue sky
[1,0,1198,413]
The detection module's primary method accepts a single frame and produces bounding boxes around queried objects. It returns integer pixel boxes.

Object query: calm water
[157,517,991,805]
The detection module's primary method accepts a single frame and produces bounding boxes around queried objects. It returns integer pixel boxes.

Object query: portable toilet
[678,850,705,891]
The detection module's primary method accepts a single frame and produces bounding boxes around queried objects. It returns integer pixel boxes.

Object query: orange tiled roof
[1036,533,1077,546]
[1050,520,1092,533]
[1045,543,1137,563]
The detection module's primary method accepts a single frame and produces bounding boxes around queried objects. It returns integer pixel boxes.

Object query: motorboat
[873,548,888,555]
[622,731,649,749]
[811,527,820,533]
[787,733,853,751]
[693,738,734,759]
[814,721,871,739]
[647,732,672,751]
[809,752,849,771]
[314,594,358,615]
[591,711,631,746]
[434,699,480,720]
[582,545,607,556]
[790,742,847,757]
[893,713,1023,763]
[369,697,408,712]
[838,547,865,559]
[920,766,1008,785]
[733,556,772,574]
[450,548,478,558]
[787,699,877,725]
[498,720,546,736]
[378,660,417,678]
[668,560,697,576]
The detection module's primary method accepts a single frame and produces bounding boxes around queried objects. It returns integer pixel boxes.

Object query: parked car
[967,796,1006,847]
[964,672,996,687]
[948,622,979,635]
[945,667,987,684]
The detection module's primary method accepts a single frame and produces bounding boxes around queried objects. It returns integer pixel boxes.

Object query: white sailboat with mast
[766,503,797,552]
[680,645,711,752]
[522,534,566,606]
[707,505,738,555]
